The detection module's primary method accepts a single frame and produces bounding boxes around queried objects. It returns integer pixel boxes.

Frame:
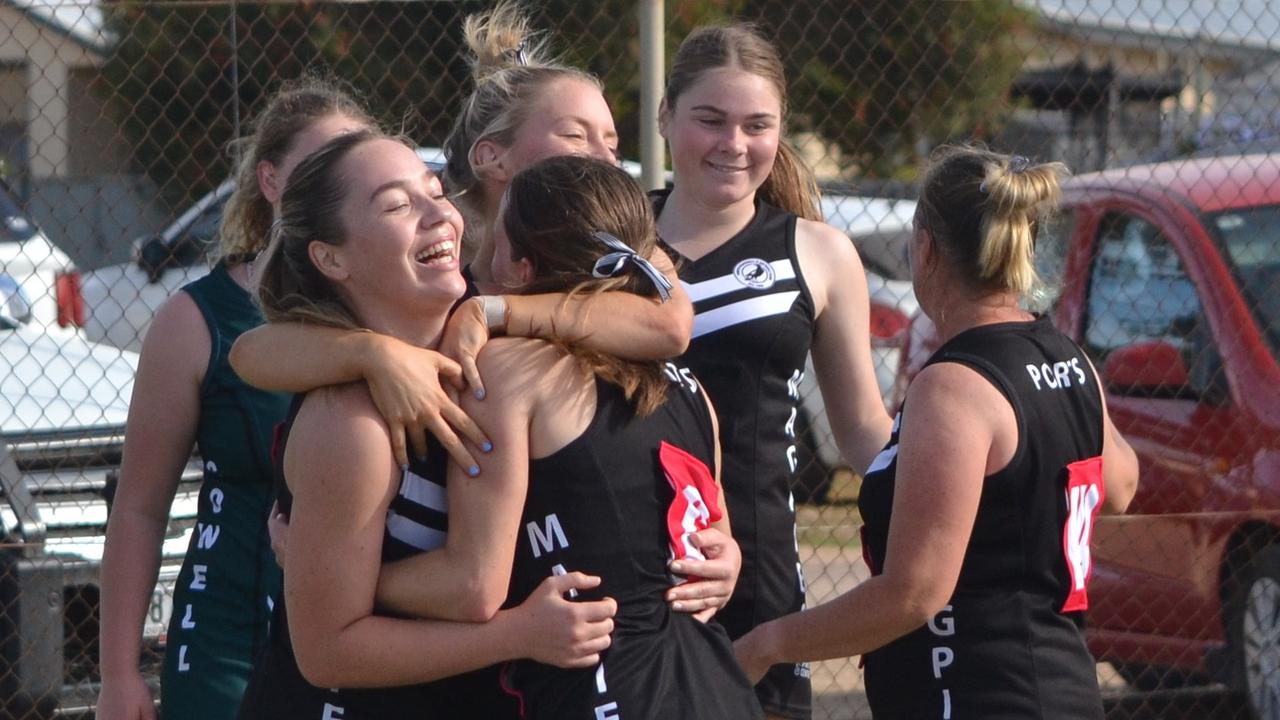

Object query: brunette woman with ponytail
[653,23,892,719]
[735,146,1139,719]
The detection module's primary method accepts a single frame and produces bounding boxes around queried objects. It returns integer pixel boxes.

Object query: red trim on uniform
[860,525,879,576]
[498,662,528,719]
[1061,455,1105,613]
[659,441,722,582]
[270,420,286,466]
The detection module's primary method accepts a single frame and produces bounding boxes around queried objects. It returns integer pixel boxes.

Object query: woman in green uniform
[97,78,376,720]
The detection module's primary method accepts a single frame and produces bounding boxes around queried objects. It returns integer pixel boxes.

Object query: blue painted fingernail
[482,441,493,453]
[475,388,486,400]
[468,465,480,477]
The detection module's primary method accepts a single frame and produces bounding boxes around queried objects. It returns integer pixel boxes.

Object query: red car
[895,153,1280,716]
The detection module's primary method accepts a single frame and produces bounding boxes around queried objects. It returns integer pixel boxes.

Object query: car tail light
[55,270,85,328]
[869,302,909,342]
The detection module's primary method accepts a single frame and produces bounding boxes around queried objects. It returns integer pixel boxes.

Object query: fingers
[462,356,485,400]
[388,423,410,468]
[435,355,466,392]
[426,414,479,476]
[545,571,604,597]
[440,402,492,457]
[407,425,430,466]
[693,607,716,623]
[669,556,734,580]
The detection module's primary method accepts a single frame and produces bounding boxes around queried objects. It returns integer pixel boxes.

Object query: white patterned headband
[590,231,673,302]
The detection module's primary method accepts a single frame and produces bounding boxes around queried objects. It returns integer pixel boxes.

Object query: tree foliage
[100,0,1029,203]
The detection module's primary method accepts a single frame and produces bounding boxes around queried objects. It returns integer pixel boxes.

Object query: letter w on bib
[1061,456,1105,612]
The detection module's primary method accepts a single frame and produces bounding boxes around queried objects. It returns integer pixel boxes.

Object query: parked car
[893,153,1280,716]
[789,194,919,500]
[0,179,78,336]
[76,147,448,352]
[0,272,200,717]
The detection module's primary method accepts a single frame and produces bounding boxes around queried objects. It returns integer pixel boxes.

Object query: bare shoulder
[290,383,390,455]
[901,361,1014,447]
[475,337,573,394]
[137,290,211,382]
[795,216,855,250]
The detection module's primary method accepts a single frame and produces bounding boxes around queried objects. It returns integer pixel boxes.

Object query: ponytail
[760,137,821,221]
[916,145,1069,298]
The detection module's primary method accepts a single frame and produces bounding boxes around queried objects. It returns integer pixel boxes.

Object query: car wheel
[1231,545,1280,719]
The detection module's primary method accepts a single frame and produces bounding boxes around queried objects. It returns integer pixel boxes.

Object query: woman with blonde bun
[734,146,1139,719]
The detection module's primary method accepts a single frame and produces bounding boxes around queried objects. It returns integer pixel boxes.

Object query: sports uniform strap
[924,349,1028,475]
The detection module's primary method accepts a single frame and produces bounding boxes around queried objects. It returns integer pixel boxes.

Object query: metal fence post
[638,0,664,190]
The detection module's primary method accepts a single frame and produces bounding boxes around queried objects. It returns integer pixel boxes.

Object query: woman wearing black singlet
[236,131,616,720]
[373,156,762,720]
[655,25,893,720]
[734,147,1140,718]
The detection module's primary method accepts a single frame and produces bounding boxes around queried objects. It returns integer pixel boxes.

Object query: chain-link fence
[1,0,1279,718]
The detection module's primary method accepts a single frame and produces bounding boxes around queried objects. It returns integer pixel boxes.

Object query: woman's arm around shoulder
[98,292,209,720]
[794,218,893,472]
[229,322,486,470]
[501,248,694,361]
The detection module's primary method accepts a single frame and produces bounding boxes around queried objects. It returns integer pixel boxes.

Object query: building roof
[4,0,110,54]
[1025,0,1280,56]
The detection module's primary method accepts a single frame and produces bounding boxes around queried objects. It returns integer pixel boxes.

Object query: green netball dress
[160,262,289,719]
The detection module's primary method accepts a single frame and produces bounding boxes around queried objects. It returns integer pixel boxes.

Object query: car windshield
[1205,204,1280,362]
[0,185,37,243]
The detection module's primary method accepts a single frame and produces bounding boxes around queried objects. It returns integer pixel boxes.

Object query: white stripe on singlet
[683,259,796,302]
[691,291,801,339]
[386,511,447,551]
[400,469,448,512]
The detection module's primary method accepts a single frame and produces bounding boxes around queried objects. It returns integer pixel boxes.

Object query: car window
[1084,213,1202,363]
[1206,205,1280,364]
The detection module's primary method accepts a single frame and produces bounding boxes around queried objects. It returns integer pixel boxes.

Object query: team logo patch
[733,258,775,289]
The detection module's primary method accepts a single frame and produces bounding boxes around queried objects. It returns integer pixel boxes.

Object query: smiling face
[663,68,781,209]
[326,138,468,324]
[502,76,619,171]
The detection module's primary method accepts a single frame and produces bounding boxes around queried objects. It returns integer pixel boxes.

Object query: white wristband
[479,295,508,335]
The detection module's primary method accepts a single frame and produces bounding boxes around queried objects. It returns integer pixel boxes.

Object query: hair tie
[979,154,1032,193]
[590,231,673,302]
[507,38,529,67]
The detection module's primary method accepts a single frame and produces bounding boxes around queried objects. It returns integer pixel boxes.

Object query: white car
[0,274,200,711]
[0,179,77,336]
[79,148,448,352]
[792,194,919,498]
[815,193,919,407]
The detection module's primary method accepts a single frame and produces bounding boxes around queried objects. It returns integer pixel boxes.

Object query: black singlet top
[501,366,763,720]
[237,395,516,720]
[655,190,815,718]
[858,316,1107,719]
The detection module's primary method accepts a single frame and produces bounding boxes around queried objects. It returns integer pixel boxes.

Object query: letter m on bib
[1061,456,1105,612]
[527,514,569,558]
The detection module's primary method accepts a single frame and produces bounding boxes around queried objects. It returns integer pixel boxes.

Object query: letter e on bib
[1061,456,1105,612]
